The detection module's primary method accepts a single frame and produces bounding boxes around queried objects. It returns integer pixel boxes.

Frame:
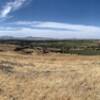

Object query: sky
[0,0,100,39]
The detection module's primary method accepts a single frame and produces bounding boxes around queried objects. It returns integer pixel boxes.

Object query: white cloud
[0,0,28,18]
[11,21,100,33]
[0,21,100,39]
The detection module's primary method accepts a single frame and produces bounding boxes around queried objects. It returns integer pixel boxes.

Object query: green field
[0,40,100,55]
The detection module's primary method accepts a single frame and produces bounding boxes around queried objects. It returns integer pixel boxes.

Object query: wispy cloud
[11,21,100,33]
[0,21,100,39]
[0,0,28,19]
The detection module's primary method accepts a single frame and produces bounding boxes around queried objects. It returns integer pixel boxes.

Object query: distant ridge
[0,36,55,41]
[0,36,99,41]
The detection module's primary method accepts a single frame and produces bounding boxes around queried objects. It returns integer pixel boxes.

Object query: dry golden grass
[0,51,100,100]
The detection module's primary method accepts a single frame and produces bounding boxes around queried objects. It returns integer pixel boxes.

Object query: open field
[0,40,100,100]
[0,51,100,100]
[1,39,100,55]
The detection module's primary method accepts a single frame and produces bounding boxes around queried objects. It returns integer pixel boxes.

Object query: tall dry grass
[0,51,100,100]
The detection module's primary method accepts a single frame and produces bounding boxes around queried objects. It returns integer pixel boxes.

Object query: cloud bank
[0,21,100,39]
[0,0,27,18]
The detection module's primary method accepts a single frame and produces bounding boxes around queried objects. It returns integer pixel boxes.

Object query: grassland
[2,39,100,55]
[0,40,100,100]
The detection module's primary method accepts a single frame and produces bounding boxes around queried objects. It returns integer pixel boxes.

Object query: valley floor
[0,52,100,100]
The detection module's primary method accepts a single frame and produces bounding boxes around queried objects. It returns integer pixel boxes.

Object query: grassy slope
[1,40,100,55]
[0,51,100,100]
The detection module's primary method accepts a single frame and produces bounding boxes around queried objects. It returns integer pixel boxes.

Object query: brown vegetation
[0,46,100,100]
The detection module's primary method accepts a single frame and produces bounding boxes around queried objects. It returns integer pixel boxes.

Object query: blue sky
[0,0,100,39]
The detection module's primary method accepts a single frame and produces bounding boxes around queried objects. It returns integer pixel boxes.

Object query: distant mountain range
[0,36,56,41]
[0,36,98,40]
